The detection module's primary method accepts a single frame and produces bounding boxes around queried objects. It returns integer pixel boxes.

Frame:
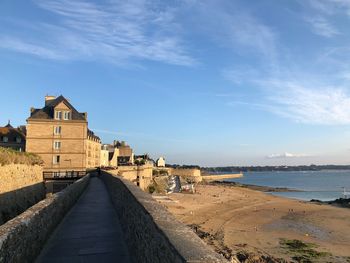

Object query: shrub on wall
[0,147,43,166]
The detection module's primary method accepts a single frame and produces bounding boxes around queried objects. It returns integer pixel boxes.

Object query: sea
[224,170,350,201]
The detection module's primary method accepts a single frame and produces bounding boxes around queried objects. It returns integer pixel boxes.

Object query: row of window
[55,111,71,120]
[1,136,22,143]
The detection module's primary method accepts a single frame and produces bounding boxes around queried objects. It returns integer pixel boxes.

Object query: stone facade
[26,95,100,176]
[101,171,227,263]
[86,130,101,168]
[100,148,109,167]
[170,168,202,182]
[0,164,44,225]
[108,164,153,191]
[0,175,89,263]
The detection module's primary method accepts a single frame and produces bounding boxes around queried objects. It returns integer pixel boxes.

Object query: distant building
[156,157,166,167]
[26,95,101,182]
[100,144,109,167]
[116,141,134,165]
[86,129,101,168]
[105,140,134,167]
[0,121,26,151]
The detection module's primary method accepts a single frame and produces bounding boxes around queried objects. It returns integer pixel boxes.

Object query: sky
[1,0,350,166]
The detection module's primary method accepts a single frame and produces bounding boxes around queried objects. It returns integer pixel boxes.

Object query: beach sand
[157,183,350,262]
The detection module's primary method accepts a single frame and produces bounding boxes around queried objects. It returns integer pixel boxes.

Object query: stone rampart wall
[101,171,226,263]
[169,168,202,183]
[0,164,44,225]
[0,175,90,263]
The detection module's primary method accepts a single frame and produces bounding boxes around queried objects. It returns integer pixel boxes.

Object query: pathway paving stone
[36,177,130,263]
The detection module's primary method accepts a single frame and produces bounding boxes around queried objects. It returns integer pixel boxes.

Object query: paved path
[36,177,130,263]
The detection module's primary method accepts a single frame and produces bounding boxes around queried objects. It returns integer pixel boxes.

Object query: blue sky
[1,0,350,166]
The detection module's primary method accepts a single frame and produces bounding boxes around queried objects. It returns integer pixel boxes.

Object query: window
[54,126,61,135]
[16,137,22,143]
[3,136,8,142]
[53,155,60,164]
[63,111,71,120]
[55,111,62,120]
[54,141,61,150]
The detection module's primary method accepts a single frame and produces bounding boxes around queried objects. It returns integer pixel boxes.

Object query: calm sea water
[224,170,350,201]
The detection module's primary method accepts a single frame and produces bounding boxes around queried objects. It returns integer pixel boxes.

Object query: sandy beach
[156,183,350,262]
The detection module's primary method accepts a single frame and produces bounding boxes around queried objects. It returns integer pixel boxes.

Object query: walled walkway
[36,177,130,263]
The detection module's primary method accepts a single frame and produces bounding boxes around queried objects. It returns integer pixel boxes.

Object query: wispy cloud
[308,0,350,15]
[266,81,350,125]
[192,2,278,66]
[267,152,311,159]
[0,36,67,60]
[0,0,195,66]
[224,66,350,125]
[306,16,340,37]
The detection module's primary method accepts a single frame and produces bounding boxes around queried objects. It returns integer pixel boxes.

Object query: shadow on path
[36,177,130,263]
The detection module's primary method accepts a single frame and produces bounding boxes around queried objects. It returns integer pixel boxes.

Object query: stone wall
[107,165,153,191]
[101,171,227,263]
[170,168,202,183]
[0,175,89,263]
[0,164,44,225]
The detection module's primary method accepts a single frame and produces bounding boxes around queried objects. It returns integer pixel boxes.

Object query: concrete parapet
[101,171,227,263]
[0,175,90,263]
[0,164,44,225]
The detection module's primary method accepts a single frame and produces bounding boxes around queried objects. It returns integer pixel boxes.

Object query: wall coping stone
[102,171,227,263]
[0,175,90,263]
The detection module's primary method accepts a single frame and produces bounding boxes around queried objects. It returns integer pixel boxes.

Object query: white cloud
[267,152,310,159]
[309,0,350,15]
[0,0,195,66]
[0,36,67,60]
[306,16,340,37]
[192,2,278,65]
[267,82,350,125]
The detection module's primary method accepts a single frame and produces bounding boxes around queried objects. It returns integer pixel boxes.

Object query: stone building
[156,157,166,167]
[26,95,100,180]
[86,129,101,168]
[0,122,26,151]
[104,140,134,167]
[100,145,109,167]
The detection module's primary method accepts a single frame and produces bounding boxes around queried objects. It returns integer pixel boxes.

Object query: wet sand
[158,183,350,262]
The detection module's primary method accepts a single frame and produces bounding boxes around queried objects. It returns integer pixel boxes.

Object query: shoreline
[209,180,302,192]
[210,181,350,209]
[160,182,350,262]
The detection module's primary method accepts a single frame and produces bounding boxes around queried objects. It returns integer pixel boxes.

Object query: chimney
[45,95,56,106]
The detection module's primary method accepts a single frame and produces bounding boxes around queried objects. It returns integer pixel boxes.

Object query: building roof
[87,129,101,142]
[0,124,26,140]
[28,95,86,121]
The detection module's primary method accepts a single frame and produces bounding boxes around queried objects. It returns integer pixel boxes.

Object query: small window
[54,141,61,150]
[53,155,60,164]
[3,136,8,142]
[63,111,71,120]
[16,137,22,143]
[55,111,62,120]
[54,126,61,135]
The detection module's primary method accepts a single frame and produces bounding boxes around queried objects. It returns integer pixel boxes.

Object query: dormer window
[64,111,71,120]
[55,111,62,120]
